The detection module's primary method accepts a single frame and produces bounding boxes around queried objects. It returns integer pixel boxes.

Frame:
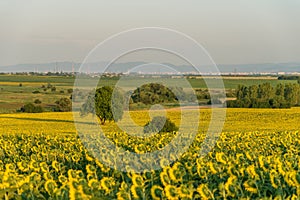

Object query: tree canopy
[227,83,300,108]
[80,86,124,124]
[131,83,178,105]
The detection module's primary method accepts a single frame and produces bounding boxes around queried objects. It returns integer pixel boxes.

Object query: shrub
[32,90,40,94]
[67,88,73,94]
[34,99,42,104]
[54,98,72,112]
[144,116,178,133]
[20,103,43,113]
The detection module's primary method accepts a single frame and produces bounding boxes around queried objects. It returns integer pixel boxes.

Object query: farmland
[0,74,297,113]
[1,74,300,199]
[0,108,300,199]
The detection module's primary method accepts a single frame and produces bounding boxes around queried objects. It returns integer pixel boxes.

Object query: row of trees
[227,83,300,108]
[130,83,228,105]
[278,75,300,84]
[19,98,72,113]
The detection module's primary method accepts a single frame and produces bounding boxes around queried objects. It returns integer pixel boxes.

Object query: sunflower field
[1,108,300,199]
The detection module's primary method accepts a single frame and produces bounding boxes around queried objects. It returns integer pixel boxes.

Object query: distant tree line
[227,83,300,108]
[278,75,300,82]
[130,83,229,105]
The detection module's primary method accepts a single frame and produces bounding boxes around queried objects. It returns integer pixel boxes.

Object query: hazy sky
[1,0,300,66]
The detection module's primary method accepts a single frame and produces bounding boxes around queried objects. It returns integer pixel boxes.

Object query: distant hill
[1,61,300,73]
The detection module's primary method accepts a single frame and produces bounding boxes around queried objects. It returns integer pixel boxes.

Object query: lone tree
[80,86,124,124]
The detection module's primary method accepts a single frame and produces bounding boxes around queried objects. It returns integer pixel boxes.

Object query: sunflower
[17,161,29,172]
[245,152,253,161]
[225,175,237,197]
[100,177,116,194]
[208,162,218,175]
[117,182,131,200]
[284,171,297,187]
[197,164,207,179]
[68,169,77,180]
[246,165,259,180]
[165,185,178,200]
[58,175,68,185]
[134,143,146,154]
[151,185,164,200]
[216,152,227,165]
[86,154,94,162]
[130,185,144,200]
[86,164,97,174]
[5,163,16,172]
[29,160,40,172]
[29,171,42,182]
[160,158,170,168]
[71,154,80,163]
[40,162,49,173]
[76,170,85,179]
[258,156,268,172]
[132,174,144,186]
[197,184,213,200]
[88,178,100,189]
[43,172,53,180]
[52,160,60,172]
[160,170,171,186]
[96,160,111,173]
[157,141,164,150]
[177,184,194,199]
[45,179,57,195]
[117,190,131,200]
[243,180,258,194]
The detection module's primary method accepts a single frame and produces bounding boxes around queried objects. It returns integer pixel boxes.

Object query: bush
[32,90,40,94]
[20,103,43,113]
[54,98,72,112]
[67,88,73,94]
[34,99,42,104]
[144,116,178,133]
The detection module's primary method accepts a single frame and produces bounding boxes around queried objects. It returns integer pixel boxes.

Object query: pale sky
[0,0,300,66]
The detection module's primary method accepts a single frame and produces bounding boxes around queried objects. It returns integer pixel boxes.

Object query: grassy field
[0,74,296,88]
[0,108,300,199]
[0,74,296,113]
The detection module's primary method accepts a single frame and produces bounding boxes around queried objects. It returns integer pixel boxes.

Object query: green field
[0,74,296,113]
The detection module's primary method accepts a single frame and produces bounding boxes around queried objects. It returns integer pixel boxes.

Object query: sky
[0,0,300,66]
